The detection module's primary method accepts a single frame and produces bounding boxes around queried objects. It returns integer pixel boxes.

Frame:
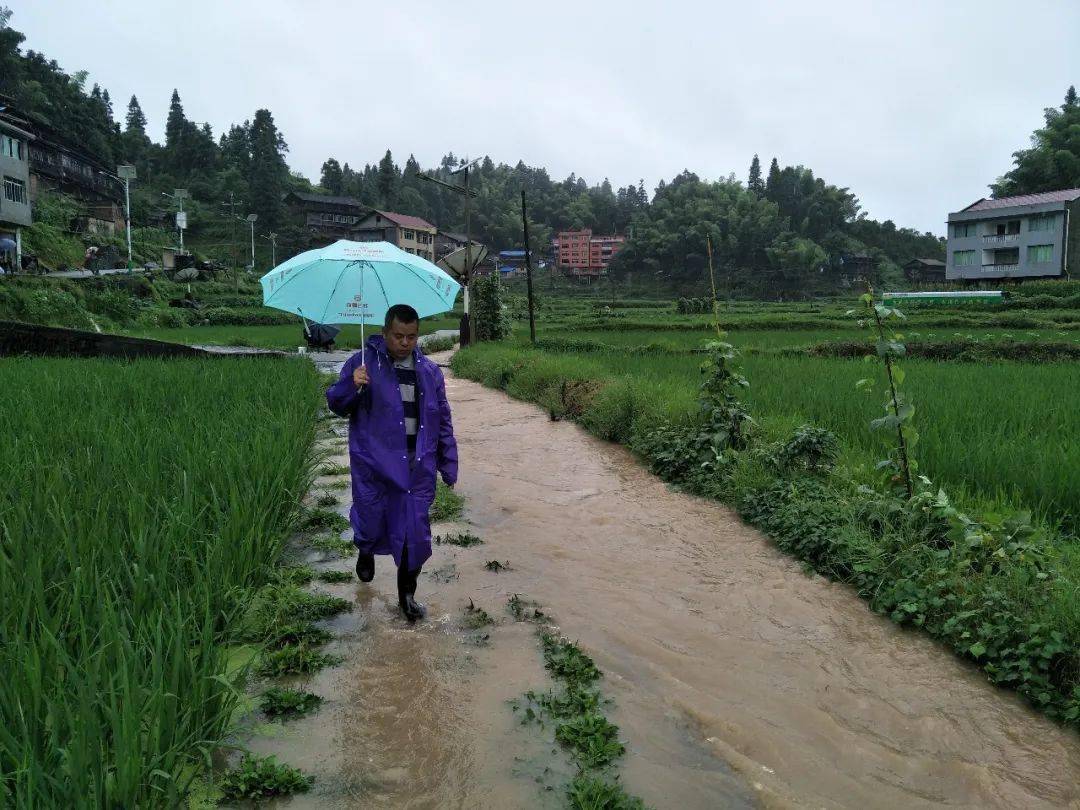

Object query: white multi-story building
[946,188,1080,280]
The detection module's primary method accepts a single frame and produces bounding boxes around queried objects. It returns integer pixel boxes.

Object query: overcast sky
[9,0,1079,235]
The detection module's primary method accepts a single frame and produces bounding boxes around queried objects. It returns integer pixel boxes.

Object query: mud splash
[242,361,1079,809]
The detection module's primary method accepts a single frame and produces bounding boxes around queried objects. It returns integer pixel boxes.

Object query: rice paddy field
[0,355,321,806]
[122,314,461,351]
[477,285,1080,533]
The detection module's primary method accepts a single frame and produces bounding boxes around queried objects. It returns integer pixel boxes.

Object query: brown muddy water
[239,358,1080,809]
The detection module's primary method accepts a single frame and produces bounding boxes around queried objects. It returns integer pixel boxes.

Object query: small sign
[176,211,188,230]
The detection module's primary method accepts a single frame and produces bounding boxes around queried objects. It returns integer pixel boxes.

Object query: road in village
[245,352,1080,809]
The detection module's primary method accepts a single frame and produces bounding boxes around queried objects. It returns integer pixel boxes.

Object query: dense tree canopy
[992,87,1080,197]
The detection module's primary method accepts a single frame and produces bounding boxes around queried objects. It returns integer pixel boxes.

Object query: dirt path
[249,363,1080,809]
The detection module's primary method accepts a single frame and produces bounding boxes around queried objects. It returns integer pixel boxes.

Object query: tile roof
[963,188,1080,212]
[373,210,436,231]
[285,191,366,208]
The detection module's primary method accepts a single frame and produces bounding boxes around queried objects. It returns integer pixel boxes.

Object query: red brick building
[556,229,625,278]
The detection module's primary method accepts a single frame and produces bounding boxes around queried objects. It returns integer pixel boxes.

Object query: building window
[1,135,23,160]
[3,176,26,204]
[952,249,977,266]
[1029,214,1057,232]
[402,229,414,240]
[1027,244,1054,264]
[953,222,976,238]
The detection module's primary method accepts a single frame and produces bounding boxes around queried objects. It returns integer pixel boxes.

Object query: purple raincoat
[325,334,458,570]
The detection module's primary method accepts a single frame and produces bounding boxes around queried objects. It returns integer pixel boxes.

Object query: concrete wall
[0,125,33,230]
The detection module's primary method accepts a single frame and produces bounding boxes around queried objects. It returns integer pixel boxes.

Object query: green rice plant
[315,491,339,507]
[257,644,344,677]
[0,357,320,808]
[324,479,350,491]
[430,480,465,522]
[317,569,354,584]
[309,535,357,557]
[218,754,313,801]
[259,687,323,719]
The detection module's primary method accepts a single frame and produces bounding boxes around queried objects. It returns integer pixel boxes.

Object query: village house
[0,108,33,269]
[946,188,1080,280]
[555,228,625,279]
[282,191,366,243]
[26,120,124,235]
[352,210,437,262]
[902,257,947,284]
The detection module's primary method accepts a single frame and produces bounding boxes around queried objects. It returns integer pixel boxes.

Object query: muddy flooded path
[248,361,1080,809]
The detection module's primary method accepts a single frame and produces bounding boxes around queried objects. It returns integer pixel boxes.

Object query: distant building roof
[499,250,527,258]
[904,257,945,267]
[373,210,436,230]
[962,188,1080,212]
[284,191,366,208]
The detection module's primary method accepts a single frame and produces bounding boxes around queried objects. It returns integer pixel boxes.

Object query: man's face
[384,318,419,360]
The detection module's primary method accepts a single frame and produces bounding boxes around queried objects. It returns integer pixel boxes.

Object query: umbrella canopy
[260,240,460,327]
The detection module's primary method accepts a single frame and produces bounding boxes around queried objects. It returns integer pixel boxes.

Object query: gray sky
[9,0,1079,235]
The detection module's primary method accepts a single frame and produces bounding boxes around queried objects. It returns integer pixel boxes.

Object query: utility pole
[416,156,482,346]
[520,189,536,344]
[162,189,187,254]
[220,193,242,271]
[245,214,257,271]
[116,165,136,269]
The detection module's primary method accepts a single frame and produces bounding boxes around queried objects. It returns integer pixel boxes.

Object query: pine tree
[125,95,147,135]
[101,88,113,121]
[377,149,398,207]
[748,154,764,195]
[765,157,782,201]
[248,108,288,231]
[320,158,344,195]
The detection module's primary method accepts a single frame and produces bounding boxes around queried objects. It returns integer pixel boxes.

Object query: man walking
[325,304,458,621]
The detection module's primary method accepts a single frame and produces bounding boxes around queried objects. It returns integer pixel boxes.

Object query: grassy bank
[451,342,1080,727]
[0,356,321,806]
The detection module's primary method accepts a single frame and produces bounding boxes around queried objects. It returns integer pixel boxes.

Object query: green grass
[430,480,465,522]
[0,356,320,807]
[317,569,354,584]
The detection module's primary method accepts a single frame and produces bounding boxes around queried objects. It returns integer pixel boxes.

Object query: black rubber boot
[397,546,425,622]
[355,551,375,583]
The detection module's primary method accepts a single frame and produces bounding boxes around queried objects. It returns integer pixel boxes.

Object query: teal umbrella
[260,240,461,347]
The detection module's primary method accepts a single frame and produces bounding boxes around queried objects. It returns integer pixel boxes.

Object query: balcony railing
[981,263,1019,272]
[982,234,1019,245]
